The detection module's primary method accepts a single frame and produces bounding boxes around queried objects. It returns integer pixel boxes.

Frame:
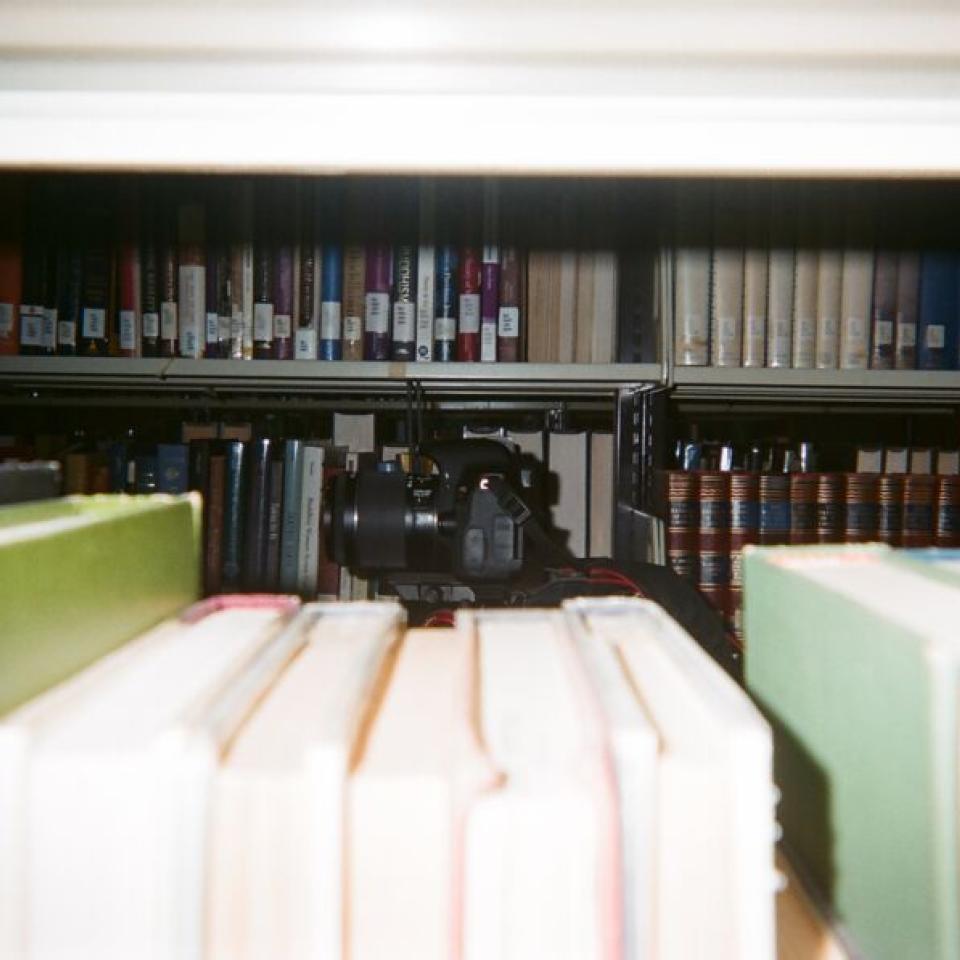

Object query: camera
[323,439,548,582]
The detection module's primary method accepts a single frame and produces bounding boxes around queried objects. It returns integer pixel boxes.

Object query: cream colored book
[549,430,589,558]
[347,627,497,960]
[461,609,620,960]
[0,597,298,960]
[815,250,842,369]
[710,246,744,367]
[567,596,776,960]
[589,431,614,559]
[565,602,659,960]
[205,602,404,960]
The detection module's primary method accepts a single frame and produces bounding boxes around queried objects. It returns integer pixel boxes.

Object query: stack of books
[0,595,777,960]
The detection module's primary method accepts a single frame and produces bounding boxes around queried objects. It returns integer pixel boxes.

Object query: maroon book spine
[497,246,522,362]
[698,471,730,623]
[877,474,904,545]
[935,475,960,548]
[902,474,936,547]
[816,473,844,544]
[665,470,698,584]
[843,473,878,544]
[457,245,481,361]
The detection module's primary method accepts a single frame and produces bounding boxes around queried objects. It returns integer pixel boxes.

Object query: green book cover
[0,494,202,717]
[744,544,960,960]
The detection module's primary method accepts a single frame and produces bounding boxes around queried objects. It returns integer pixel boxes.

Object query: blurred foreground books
[0,592,775,960]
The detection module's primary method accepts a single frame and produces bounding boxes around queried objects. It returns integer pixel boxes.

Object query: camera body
[324,439,542,582]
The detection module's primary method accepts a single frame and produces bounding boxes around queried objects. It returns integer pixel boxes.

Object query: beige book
[591,251,618,363]
[525,250,555,362]
[333,412,375,454]
[815,250,842,369]
[589,431,614,559]
[674,248,710,366]
[0,599,297,960]
[568,597,776,960]
[347,628,496,960]
[710,247,744,367]
[557,250,578,363]
[766,248,795,369]
[792,249,819,368]
[549,430,589,558]
[839,250,873,369]
[206,602,404,960]
[565,603,659,960]
[460,609,619,960]
[575,252,596,363]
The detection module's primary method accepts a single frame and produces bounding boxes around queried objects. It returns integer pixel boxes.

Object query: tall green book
[0,494,201,716]
[744,543,960,960]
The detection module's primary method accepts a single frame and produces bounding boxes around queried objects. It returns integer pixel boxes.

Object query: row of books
[675,245,960,370]
[745,545,960,960]
[664,468,960,630]
[0,569,775,959]
[0,178,631,365]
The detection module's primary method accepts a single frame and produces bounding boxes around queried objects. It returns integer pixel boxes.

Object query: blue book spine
[157,443,189,494]
[320,245,343,361]
[221,441,247,591]
[434,245,458,363]
[279,439,304,592]
[918,252,960,371]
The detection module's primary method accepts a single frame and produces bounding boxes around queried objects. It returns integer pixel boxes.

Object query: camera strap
[485,476,586,570]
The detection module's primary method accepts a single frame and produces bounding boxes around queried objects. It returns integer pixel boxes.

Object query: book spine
[709,247,743,367]
[279,439,304,593]
[56,243,82,357]
[917,252,959,370]
[295,189,318,361]
[205,451,225,594]
[297,445,325,596]
[118,207,140,359]
[673,248,710,365]
[0,179,22,356]
[480,244,499,363]
[766,249,794,368]
[758,474,790,545]
[159,203,179,358]
[698,471,730,621]
[364,242,391,361]
[391,244,417,360]
[204,232,221,359]
[19,182,48,356]
[869,250,898,370]
[497,246,521,362]
[792,249,818,368]
[252,223,274,360]
[457,245,481,362]
[902,474,936,547]
[480,182,499,363]
[788,473,817,544]
[838,249,873,369]
[843,472,878,543]
[221,441,247,591]
[935,475,960,548]
[40,206,58,357]
[665,470,699,583]
[815,473,844,543]
[415,243,436,362]
[728,471,759,625]
[434,244,458,362]
[229,179,254,360]
[243,438,272,590]
[894,251,920,370]
[815,250,842,368]
[273,241,295,361]
[342,245,365,361]
[264,455,284,589]
[319,244,343,360]
[78,195,113,358]
[214,236,232,360]
[876,474,903,546]
[742,248,768,368]
[177,203,204,359]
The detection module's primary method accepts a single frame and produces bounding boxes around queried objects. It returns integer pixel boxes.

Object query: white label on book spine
[0,303,12,337]
[321,301,341,341]
[143,311,159,338]
[205,311,219,344]
[435,315,456,340]
[343,315,362,343]
[876,320,894,346]
[178,264,204,358]
[160,301,177,341]
[274,313,292,338]
[899,322,917,347]
[42,308,57,350]
[459,293,480,334]
[364,292,389,334]
[392,301,415,342]
[295,328,317,359]
[57,319,76,347]
[119,310,136,351]
[21,306,42,345]
[81,307,105,340]
[481,322,497,362]
[926,324,945,349]
[253,302,274,342]
[498,306,519,338]
[794,316,816,367]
